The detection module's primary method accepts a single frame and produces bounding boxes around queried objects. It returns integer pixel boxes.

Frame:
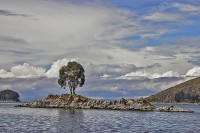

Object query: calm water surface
[0,103,200,133]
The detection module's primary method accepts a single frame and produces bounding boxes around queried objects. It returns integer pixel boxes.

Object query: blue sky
[0,0,200,101]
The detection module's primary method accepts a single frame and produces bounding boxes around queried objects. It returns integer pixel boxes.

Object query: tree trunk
[73,87,76,95]
[70,88,72,94]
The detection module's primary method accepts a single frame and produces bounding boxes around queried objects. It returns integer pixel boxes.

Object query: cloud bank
[1,58,199,101]
[0,58,199,79]
[117,71,181,80]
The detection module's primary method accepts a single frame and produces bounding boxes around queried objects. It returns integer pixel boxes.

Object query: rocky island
[15,62,194,113]
[16,94,155,111]
[16,94,193,112]
[0,89,20,102]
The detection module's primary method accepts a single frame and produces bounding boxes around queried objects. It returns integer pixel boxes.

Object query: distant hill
[0,90,20,102]
[146,77,200,103]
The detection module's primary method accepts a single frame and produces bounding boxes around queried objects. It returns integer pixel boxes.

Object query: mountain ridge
[146,77,200,103]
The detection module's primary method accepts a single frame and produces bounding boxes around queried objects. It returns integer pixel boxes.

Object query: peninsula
[146,77,200,103]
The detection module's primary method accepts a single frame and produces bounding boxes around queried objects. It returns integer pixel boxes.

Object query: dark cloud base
[0,9,32,17]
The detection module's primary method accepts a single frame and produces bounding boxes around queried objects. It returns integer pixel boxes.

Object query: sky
[0,0,200,101]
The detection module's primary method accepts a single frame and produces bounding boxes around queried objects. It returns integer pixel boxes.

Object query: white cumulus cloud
[0,69,13,78]
[0,63,46,78]
[46,58,70,78]
[186,66,200,77]
[100,74,112,78]
[159,71,180,78]
[0,58,200,80]
[11,63,46,78]
[118,71,181,80]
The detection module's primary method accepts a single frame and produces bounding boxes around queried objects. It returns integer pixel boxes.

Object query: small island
[16,61,194,113]
[16,94,193,113]
[16,94,155,111]
[0,89,20,102]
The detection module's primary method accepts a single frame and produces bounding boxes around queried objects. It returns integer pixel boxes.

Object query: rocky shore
[155,105,194,113]
[15,94,193,112]
[16,94,155,111]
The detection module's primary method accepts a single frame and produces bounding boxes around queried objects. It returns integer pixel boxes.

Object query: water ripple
[0,103,200,133]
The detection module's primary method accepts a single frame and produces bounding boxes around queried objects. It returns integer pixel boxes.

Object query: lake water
[0,103,200,133]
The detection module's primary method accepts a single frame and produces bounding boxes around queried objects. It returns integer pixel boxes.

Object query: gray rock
[155,105,194,113]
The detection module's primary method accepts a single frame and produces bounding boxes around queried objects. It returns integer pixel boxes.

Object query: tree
[58,61,85,94]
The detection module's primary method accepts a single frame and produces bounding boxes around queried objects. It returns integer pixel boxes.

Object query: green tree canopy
[58,61,85,94]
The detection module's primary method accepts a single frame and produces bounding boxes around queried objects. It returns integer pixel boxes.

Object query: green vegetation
[0,89,20,102]
[58,61,85,94]
[146,77,200,103]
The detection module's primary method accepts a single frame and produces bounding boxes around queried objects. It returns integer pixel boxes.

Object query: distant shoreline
[0,101,21,103]
[151,102,200,105]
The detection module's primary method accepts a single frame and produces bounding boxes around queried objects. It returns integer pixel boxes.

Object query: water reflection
[55,109,84,133]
